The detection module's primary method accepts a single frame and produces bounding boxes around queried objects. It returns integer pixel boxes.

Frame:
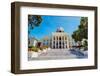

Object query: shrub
[39,47,43,50]
[43,46,49,49]
[31,47,39,52]
[28,46,33,48]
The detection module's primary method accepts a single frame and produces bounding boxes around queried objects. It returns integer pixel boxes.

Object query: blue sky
[29,15,81,40]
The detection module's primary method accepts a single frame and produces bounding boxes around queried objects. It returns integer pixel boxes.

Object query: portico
[51,27,70,49]
[42,27,72,49]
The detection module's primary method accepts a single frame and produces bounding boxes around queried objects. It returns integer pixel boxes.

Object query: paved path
[29,49,88,60]
[38,49,76,59]
[70,49,88,58]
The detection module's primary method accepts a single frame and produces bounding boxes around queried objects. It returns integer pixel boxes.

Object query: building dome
[56,27,64,32]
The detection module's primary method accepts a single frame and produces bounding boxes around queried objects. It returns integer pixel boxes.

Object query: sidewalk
[29,49,87,60]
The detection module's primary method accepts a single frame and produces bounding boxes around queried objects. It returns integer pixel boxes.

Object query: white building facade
[29,37,38,47]
[43,27,73,49]
[51,32,69,49]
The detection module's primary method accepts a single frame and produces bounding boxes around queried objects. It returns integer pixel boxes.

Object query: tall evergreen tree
[72,17,88,42]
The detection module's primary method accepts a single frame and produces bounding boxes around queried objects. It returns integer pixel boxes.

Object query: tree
[81,39,88,50]
[79,17,88,39]
[28,15,42,34]
[72,17,88,42]
[28,15,42,45]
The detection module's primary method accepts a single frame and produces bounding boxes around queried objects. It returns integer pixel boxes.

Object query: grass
[28,46,49,52]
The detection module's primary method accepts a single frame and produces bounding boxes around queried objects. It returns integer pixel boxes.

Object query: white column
[58,36,59,49]
[52,36,53,49]
[55,36,56,49]
[62,34,64,49]
[61,36,63,49]
[63,36,64,49]
[67,37,69,49]
[64,36,66,49]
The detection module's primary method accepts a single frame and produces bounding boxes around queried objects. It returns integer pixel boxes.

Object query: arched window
[53,46,55,48]
[53,41,55,44]
[54,36,55,40]
[57,36,58,40]
[59,37,61,40]
[65,37,67,40]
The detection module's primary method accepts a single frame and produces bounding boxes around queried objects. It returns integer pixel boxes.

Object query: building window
[65,37,67,40]
[59,41,61,45]
[53,46,55,48]
[43,42,45,45]
[59,37,61,40]
[53,41,55,44]
[57,36,58,40]
[54,37,55,40]
[63,42,64,45]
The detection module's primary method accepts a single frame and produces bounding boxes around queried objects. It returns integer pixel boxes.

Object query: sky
[28,15,81,40]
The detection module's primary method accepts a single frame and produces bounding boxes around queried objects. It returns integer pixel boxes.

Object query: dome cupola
[56,26,64,32]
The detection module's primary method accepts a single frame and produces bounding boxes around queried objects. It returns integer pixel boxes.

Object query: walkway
[29,48,88,60]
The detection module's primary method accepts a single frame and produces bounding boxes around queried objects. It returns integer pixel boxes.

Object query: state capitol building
[42,27,73,49]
